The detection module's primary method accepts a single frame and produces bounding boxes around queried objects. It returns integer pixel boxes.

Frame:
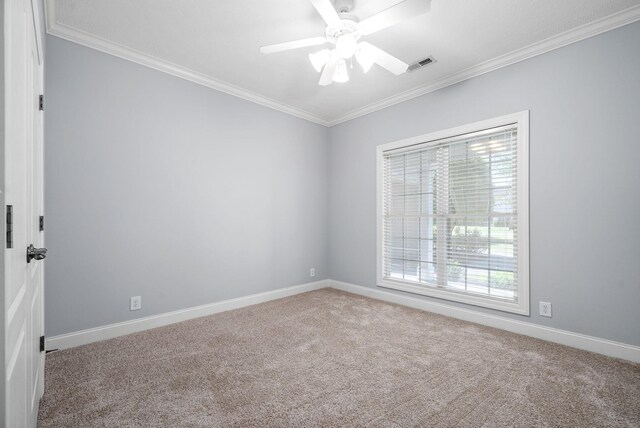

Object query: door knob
[27,244,47,263]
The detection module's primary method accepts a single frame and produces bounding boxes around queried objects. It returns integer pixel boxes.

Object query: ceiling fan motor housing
[325,19,361,43]
[326,19,361,58]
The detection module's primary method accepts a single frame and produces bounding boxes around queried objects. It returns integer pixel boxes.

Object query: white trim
[326,5,640,126]
[45,279,640,363]
[30,0,43,65]
[329,280,640,363]
[376,111,530,315]
[46,279,329,350]
[377,280,526,315]
[44,0,330,127]
[44,1,640,127]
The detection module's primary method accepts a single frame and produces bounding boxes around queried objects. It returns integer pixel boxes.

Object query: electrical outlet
[539,301,552,317]
[310,268,316,277]
[130,296,141,311]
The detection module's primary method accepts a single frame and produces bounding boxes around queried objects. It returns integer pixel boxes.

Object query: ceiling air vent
[407,56,436,72]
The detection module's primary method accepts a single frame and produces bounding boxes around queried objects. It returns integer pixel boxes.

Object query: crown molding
[44,0,331,127]
[326,4,640,126]
[45,0,640,128]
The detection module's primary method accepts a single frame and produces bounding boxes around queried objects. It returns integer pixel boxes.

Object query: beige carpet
[38,288,640,427]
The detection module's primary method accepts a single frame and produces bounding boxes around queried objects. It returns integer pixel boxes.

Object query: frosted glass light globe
[355,45,374,73]
[309,49,332,72]
[335,34,358,59]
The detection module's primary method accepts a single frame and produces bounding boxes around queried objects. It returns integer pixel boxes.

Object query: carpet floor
[38,288,640,427]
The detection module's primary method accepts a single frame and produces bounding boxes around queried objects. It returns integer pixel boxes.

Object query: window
[377,112,529,315]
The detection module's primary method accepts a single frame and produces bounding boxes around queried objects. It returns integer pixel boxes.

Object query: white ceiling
[46,0,640,125]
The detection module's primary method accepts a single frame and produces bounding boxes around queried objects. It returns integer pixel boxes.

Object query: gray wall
[46,22,640,347]
[45,36,328,337]
[328,22,640,346]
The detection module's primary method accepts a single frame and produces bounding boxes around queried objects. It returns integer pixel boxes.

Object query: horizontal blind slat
[382,125,519,303]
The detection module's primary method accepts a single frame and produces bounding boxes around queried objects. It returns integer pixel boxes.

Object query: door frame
[0,0,6,419]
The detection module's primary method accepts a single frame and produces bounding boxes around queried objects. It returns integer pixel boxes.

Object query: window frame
[376,111,530,315]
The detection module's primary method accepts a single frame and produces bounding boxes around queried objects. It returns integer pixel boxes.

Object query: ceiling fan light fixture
[309,49,332,72]
[259,0,428,86]
[335,33,359,59]
[332,59,349,83]
[355,45,374,73]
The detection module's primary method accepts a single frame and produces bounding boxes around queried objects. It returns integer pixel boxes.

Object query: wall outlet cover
[130,296,141,311]
[539,301,552,317]
[310,268,316,277]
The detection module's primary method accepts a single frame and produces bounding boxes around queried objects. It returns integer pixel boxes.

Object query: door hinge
[40,336,45,352]
[5,205,13,248]
[39,215,44,232]
[39,95,44,111]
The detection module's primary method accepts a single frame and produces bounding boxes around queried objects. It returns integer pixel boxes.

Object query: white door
[4,0,45,426]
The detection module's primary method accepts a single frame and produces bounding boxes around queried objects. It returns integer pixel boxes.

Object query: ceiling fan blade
[360,42,408,75]
[359,0,431,36]
[260,37,327,54]
[319,55,338,86]
[309,0,341,26]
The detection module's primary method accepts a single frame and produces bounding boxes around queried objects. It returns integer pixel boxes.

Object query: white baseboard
[328,280,640,363]
[47,278,640,363]
[46,279,329,351]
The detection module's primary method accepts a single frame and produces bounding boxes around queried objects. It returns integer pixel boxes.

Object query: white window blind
[381,122,525,309]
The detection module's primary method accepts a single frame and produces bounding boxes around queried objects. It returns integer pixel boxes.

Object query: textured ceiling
[46,0,640,125]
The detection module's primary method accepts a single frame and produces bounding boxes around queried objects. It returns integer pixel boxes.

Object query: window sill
[377,278,530,316]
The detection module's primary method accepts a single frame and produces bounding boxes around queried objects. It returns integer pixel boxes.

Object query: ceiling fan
[260,0,431,86]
